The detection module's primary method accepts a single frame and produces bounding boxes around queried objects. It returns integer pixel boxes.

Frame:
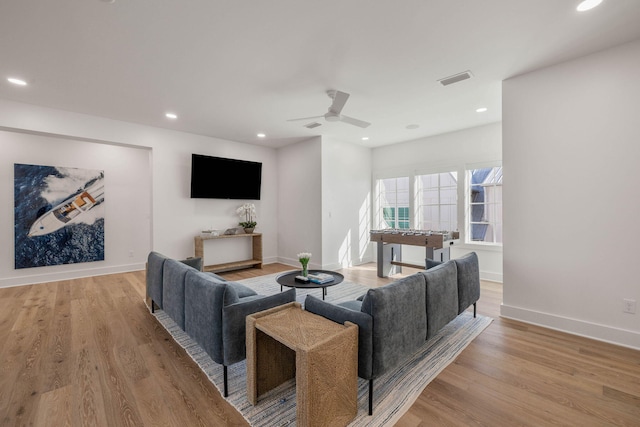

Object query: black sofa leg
[473,302,477,318]
[223,366,228,397]
[151,300,155,313]
[368,379,374,415]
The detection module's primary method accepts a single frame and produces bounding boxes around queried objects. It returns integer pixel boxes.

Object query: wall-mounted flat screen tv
[190,154,262,200]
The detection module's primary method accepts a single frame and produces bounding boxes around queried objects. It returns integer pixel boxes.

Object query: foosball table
[369,229,459,277]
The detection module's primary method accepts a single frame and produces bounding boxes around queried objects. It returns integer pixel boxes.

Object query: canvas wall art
[14,163,105,269]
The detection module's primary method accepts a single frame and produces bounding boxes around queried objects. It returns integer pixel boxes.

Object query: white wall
[321,137,373,269]
[502,39,640,349]
[0,99,280,286]
[371,122,503,281]
[0,129,151,287]
[276,137,323,268]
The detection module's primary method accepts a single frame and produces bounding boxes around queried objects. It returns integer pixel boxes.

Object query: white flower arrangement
[297,252,312,276]
[297,252,312,263]
[236,203,257,228]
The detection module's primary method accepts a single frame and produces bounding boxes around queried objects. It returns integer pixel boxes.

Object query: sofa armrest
[146,251,169,309]
[221,288,296,365]
[304,295,374,379]
[454,252,481,315]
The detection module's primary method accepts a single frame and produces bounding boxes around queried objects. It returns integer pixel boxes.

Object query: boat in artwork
[28,177,105,237]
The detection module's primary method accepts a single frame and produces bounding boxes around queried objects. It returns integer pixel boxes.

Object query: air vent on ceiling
[438,70,473,86]
[305,122,322,129]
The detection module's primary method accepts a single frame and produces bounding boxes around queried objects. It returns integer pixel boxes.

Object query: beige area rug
[153,272,492,426]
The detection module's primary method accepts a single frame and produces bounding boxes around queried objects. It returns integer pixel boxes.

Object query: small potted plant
[297,252,312,277]
[236,203,257,233]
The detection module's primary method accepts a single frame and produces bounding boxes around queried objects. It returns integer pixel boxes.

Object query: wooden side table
[194,232,262,273]
[246,302,358,427]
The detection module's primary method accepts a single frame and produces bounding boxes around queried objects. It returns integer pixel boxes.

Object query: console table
[194,232,262,273]
[246,302,358,426]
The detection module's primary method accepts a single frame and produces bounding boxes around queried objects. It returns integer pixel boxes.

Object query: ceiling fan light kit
[288,89,371,129]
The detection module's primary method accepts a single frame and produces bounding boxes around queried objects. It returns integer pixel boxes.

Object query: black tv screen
[190,154,262,200]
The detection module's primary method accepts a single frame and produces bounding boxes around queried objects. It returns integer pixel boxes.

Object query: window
[467,166,502,244]
[416,172,457,231]
[376,177,410,229]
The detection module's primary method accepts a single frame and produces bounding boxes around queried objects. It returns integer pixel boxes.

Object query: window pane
[416,171,457,231]
[467,166,502,245]
[440,187,457,204]
[377,176,410,229]
[422,189,439,204]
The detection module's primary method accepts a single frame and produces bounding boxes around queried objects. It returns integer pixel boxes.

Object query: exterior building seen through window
[377,177,410,229]
[467,166,502,244]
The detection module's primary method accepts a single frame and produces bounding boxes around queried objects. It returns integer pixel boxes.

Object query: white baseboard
[501,304,640,351]
[262,256,279,265]
[481,271,503,283]
[274,257,373,272]
[0,263,146,289]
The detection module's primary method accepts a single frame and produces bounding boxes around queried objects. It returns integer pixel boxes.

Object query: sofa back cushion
[162,259,195,329]
[422,260,459,339]
[147,252,169,308]
[184,270,230,364]
[361,273,427,377]
[454,252,481,314]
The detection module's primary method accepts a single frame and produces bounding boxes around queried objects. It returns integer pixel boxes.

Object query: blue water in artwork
[14,164,105,269]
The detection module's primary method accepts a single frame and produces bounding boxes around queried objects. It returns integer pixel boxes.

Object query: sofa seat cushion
[422,261,459,339]
[338,299,363,312]
[236,294,263,304]
[227,282,258,298]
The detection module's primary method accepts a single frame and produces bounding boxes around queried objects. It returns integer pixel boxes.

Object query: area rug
[153,272,492,426]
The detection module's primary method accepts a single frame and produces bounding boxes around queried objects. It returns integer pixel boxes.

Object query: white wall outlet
[128,250,134,258]
[623,299,636,314]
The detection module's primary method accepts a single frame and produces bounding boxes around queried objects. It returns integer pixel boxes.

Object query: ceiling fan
[287,90,371,128]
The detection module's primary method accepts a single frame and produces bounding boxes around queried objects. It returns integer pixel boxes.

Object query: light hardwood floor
[1,264,638,426]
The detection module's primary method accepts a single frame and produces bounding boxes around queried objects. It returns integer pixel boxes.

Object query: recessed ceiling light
[361,137,369,141]
[257,133,266,138]
[165,112,177,119]
[577,0,603,12]
[406,124,419,130]
[7,77,27,86]
[476,107,488,113]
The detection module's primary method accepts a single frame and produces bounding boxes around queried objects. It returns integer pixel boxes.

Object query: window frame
[375,176,411,230]
[415,171,458,232]
[465,165,503,246]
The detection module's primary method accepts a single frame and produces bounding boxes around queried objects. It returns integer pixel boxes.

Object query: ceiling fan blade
[287,115,324,122]
[340,115,371,128]
[330,90,350,114]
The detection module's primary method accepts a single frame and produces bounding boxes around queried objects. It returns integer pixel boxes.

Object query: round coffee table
[276,270,344,300]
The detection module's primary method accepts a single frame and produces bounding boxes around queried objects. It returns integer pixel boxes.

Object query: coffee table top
[276,269,344,291]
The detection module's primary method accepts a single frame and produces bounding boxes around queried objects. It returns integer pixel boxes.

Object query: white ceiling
[1,0,640,148]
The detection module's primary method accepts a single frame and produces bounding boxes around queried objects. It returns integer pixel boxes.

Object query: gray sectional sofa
[305,252,481,415]
[145,251,296,396]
